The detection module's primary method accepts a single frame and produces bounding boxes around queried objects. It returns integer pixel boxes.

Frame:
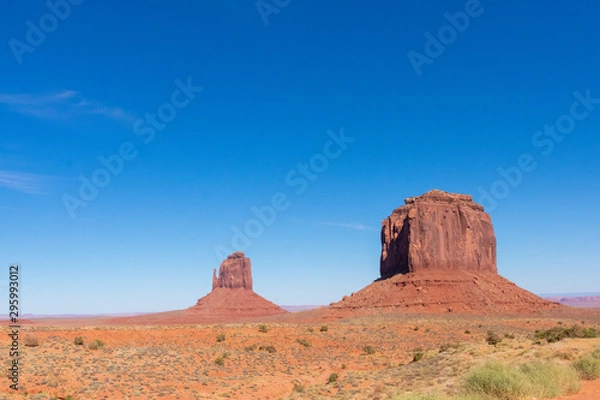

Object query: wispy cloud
[0,91,136,124]
[0,170,53,195]
[318,221,379,231]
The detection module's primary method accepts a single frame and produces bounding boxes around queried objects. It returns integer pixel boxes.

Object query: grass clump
[573,354,600,380]
[73,336,84,346]
[327,373,339,383]
[214,356,225,366]
[465,361,580,399]
[465,362,529,399]
[520,362,580,398]
[87,339,104,351]
[244,344,257,352]
[216,333,226,342]
[296,338,311,348]
[258,324,269,333]
[363,345,376,355]
[320,325,328,332]
[413,348,425,362]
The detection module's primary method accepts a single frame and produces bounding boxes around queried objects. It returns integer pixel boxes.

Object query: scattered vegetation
[320,325,328,332]
[363,345,376,355]
[244,344,257,352]
[439,343,460,353]
[327,373,339,383]
[412,348,425,362]
[214,356,225,366]
[258,345,276,353]
[485,331,501,346]
[258,324,269,333]
[296,338,311,348]
[216,333,226,342]
[73,336,84,346]
[534,325,598,343]
[292,383,305,393]
[464,330,470,334]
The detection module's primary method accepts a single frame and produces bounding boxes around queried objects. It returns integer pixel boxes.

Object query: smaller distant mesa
[212,251,253,291]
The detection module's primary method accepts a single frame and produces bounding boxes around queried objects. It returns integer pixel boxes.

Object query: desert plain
[3,191,600,400]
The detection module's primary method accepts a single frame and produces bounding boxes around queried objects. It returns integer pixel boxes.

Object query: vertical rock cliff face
[380,190,497,279]
[212,251,253,291]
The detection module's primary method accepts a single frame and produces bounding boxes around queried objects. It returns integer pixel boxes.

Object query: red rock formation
[184,251,286,321]
[380,190,496,279]
[327,189,561,315]
[212,251,253,290]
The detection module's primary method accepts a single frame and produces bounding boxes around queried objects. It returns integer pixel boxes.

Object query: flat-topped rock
[380,189,496,279]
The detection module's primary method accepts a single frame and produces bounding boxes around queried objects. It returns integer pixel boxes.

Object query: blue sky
[1,0,599,314]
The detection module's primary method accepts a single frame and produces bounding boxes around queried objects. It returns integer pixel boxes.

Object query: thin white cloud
[0,170,52,195]
[0,90,136,124]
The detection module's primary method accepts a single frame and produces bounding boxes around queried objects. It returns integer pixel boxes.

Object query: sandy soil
[2,311,600,400]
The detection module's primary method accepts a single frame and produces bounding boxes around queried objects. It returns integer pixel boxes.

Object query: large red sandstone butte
[329,189,560,315]
[381,190,496,279]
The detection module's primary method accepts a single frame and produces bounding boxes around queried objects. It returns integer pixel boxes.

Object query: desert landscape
[2,3,599,399]
[3,190,600,400]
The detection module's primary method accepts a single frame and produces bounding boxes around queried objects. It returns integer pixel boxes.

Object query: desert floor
[2,313,600,400]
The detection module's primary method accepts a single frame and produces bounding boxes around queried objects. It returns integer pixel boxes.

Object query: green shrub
[214,356,224,366]
[486,331,501,346]
[464,330,471,334]
[73,336,84,346]
[363,345,376,355]
[573,354,600,380]
[216,333,226,342]
[320,325,328,332]
[296,338,311,348]
[413,351,425,362]
[258,324,269,333]
[327,373,339,383]
[534,325,598,343]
